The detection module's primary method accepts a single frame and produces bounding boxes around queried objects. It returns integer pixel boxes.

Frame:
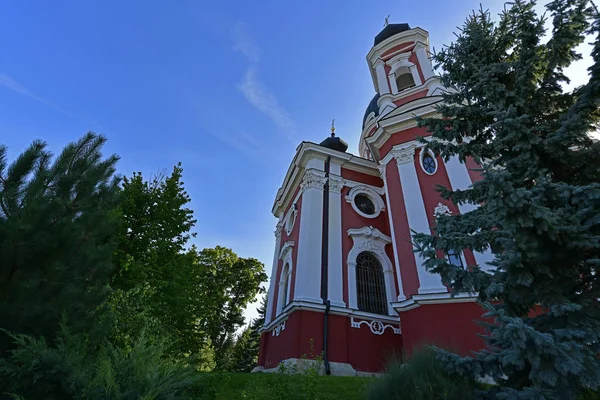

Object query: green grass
[193,372,370,400]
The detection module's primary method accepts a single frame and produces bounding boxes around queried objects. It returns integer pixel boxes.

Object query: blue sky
[0,0,592,323]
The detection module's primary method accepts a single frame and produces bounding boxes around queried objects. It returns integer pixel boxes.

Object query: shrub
[0,322,201,399]
[365,347,478,400]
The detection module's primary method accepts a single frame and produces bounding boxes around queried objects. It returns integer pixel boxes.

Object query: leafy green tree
[194,246,267,370]
[413,1,600,398]
[228,294,267,372]
[0,133,121,355]
[108,164,211,359]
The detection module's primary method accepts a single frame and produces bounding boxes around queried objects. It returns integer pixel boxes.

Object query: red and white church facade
[257,23,494,375]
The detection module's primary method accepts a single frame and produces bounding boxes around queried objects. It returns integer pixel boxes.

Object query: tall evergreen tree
[0,133,121,355]
[228,294,267,372]
[413,1,600,398]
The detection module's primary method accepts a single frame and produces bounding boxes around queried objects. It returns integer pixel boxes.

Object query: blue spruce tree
[413,1,600,398]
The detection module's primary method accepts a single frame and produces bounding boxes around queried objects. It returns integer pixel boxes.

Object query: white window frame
[345,185,386,219]
[419,148,438,175]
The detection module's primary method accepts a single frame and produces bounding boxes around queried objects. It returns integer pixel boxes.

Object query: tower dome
[362,93,380,128]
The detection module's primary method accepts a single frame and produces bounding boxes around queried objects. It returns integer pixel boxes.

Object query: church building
[257,23,494,375]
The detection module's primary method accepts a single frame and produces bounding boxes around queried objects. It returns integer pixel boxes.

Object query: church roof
[362,93,380,129]
[374,23,411,46]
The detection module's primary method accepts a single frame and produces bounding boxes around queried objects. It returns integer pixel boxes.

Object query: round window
[354,194,376,215]
[422,153,437,174]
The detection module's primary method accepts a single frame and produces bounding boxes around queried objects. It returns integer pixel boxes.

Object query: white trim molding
[419,148,438,175]
[350,317,401,335]
[284,205,297,236]
[345,185,386,219]
[272,320,286,337]
[392,292,478,312]
[347,226,396,315]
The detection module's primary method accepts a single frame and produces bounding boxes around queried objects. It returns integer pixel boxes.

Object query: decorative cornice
[300,169,327,191]
[392,145,416,165]
[278,241,295,261]
[377,165,387,179]
[274,220,284,238]
[347,226,392,244]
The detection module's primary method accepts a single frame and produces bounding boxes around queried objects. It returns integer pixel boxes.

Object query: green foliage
[0,322,201,400]
[412,1,600,398]
[365,348,478,400]
[227,295,267,373]
[196,247,267,371]
[0,133,121,355]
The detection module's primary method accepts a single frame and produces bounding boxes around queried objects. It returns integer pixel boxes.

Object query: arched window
[395,69,416,92]
[278,263,290,313]
[355,252,388,315]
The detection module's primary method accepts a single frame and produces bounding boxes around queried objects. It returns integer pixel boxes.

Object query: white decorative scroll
[272,321,286,337]
[350,317,400,335]
[328,176,345,194]
[392,145,416,165]
[433,202,452,218]
[300,170,327,191]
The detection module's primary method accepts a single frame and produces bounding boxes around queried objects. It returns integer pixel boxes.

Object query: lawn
[193,372,371,400]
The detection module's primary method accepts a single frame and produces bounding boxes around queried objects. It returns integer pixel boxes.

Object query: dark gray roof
[374,23,411,46]
[362,93,380,128]
[319,134,348,153]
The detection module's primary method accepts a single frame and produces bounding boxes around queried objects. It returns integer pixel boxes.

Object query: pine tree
[413,1,600,398]
[228,294,267,372]
[0,133,121,355]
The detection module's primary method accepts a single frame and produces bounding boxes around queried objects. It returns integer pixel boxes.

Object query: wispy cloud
[0,73,76,118]
[232,24,297,140]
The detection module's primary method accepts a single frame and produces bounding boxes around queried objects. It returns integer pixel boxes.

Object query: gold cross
[331,118,336,135]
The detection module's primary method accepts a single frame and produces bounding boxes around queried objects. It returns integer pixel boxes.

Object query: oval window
[422,154,437,174]
[354,194,375,215]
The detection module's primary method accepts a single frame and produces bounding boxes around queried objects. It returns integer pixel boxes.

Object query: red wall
[379,126,431,159]
[340,169,398,302]
[271,187,302,319]
[259,310,402,372]
[381,42,414,59]
[393,89,428,108]
[400,302,487,357]
[414,149,477,267]
[384,161,420,297]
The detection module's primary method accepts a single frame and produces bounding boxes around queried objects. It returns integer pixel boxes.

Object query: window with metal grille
[447,250,464,268]
[356,252,388,315]
[422,154,437,174]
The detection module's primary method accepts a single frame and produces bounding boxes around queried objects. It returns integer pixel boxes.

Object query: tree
[413,1,600,398]
[0,133,121,355]
[108,164,210,359]
[227,294,267,372]
[194,246,267,370]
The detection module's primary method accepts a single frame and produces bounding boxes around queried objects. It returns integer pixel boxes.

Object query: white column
[265,220,283,324]
[294,168,326,304]
[445,155,494,271]
[378,164,406,301]
[409,65,422,86]
[374,59,390,94]
[328,173,346,307]
[415,43,434,81]
[393,145,446,294]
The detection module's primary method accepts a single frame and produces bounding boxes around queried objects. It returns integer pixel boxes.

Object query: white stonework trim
[343,179,385,195]
[350,317,401,335]
[391,145,447,295]
[328,172,346,308]
[284,206,297,236]
[295,169,325,304]
[414,41,434,81]
[392,292,478,312]
[419,148,438,175]
[259,299,400,333]
[272,320,286,336]
[277,263,292,314]
[445,155,496,272]
[374,59,390,94]
[273,143,379,216]
[278,241,295,261]
[379,164,406,301]
[347,226,396,315]
[433,202,452,217]
[345,185,386,219]
[265,219,284,324]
